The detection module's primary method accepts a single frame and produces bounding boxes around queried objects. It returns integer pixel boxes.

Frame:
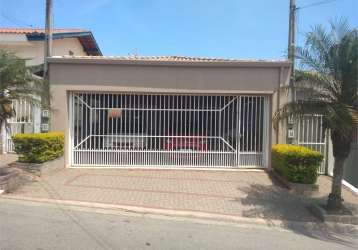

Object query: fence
[4,99,35,153]
[69,92,270,168]
[297,114,327,174]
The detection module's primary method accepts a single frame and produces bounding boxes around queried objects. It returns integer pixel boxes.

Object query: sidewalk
[4,165,357,223]
[0,154,18,168]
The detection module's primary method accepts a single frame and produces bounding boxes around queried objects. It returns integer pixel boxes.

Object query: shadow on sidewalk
[234,173,357,247]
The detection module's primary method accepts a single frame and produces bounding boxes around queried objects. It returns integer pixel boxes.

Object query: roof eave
[47,57,291,68]
[26,31,102,56]
[78,33,102,56]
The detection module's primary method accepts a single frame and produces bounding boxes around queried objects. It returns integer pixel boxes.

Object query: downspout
[275,67,283,144]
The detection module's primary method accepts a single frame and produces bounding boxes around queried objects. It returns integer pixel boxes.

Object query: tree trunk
[327,130,352,211]
[327,156,346,210]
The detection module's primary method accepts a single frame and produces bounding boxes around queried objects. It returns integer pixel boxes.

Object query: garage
[70,92,269,167]
[48,56,291,168]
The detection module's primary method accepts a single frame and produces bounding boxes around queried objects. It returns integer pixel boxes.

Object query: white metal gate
[297,115,327,174]
[69,92,270,168]
[3,99,36,153]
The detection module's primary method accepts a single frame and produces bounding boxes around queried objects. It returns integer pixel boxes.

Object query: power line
[297,0,340,10]
[295,0,344,40]
[0,11,33,27]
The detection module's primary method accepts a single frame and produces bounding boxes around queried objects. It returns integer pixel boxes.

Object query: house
[0,28,102,153]
[0,28,101,67]
[48,55,291,168]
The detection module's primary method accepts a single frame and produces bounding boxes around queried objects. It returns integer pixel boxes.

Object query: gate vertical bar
[68,92,74,166]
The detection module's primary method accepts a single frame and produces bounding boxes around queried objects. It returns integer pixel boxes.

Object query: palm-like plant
[0,50,45,137]
[275,20,358,210]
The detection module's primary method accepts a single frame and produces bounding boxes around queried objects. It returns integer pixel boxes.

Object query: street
[0,198,357,250]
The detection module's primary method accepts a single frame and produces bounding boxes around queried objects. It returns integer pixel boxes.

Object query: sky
[0,0,357,59]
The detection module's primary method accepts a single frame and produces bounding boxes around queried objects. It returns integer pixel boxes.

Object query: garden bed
[10,156,64,177]
[308,203,358,225]
[271,170,319,195]
[0,167,22,193]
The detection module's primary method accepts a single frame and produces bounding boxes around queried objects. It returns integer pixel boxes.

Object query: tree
[275,20,358,211]
[0,50,45,138]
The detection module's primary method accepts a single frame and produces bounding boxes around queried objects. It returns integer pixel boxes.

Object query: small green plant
[272,144,323,184]
[12,132,64,163]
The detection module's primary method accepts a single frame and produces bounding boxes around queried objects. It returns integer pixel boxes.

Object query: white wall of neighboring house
[0,33,87,65]
[0,32,89,153]
[324,130,357,190]
[343,144,358,189]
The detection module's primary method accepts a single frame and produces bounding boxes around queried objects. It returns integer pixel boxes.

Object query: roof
[0,28,102,56]
[0,28,87,34]
[48,55,291,67]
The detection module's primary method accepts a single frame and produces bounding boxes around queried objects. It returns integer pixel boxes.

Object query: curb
[342,180,358,196]
[308,203,358,225]
[2,194,357,233]
[1,194,282,226]
[269,170,319,194]
[0,167,22,193]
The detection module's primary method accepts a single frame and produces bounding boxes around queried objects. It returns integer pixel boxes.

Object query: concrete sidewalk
[0,154,18,168]
[4,166,357,223]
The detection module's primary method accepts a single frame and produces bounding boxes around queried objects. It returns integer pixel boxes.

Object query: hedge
[12,132,64,163]
[272,144,323,184]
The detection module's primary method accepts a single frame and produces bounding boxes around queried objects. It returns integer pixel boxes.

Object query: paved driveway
[7,165,358,222]
[2,151,357,223]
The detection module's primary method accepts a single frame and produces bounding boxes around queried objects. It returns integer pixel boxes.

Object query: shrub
[272,144,323,184]
[12,132,64,163]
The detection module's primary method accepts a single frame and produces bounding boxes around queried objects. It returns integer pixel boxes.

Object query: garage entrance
[69,92,270,168]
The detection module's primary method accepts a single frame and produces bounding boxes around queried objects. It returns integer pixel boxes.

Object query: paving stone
[7,167,358,222]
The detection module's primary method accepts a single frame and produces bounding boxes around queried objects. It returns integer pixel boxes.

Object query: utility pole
[286,0,297,144]
[288,0,296,102]
[43,0,53,78]
[42,0,53,132]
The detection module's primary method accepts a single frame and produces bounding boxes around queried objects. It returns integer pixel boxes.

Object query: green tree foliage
[275,20,358,210]
[0,50,45,130]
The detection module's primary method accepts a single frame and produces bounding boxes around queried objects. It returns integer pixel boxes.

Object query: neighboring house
[0,28,101,66]
[48,55,291,169]
[0,28,102,154]
[290,75,358,189]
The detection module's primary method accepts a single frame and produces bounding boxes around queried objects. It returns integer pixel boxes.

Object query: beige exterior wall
[48,58,291,167]
[273,66,291,144]
[50,63,285,93]
[0,34,87,65]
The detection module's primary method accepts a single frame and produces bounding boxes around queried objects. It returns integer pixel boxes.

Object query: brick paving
[3,154,357,223]
[0,154,18,168]
[6,166,357,222]
[315,176,358,207]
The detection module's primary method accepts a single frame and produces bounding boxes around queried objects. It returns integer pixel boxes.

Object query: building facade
[48,55,291,169]
[0,28,101,154]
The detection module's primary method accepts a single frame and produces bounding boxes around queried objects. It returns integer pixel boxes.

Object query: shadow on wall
[235,173,357,247]
[343,143,358,188]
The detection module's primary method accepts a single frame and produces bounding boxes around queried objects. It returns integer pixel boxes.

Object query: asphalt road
[0,198,357,250]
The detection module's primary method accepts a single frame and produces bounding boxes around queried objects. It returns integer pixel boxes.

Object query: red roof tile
[0,28,87,34]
